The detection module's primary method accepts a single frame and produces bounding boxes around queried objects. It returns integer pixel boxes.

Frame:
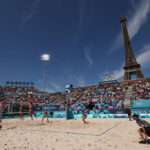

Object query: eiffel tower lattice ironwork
[120,16,144,80]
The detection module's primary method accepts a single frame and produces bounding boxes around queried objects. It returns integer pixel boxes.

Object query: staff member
[133,114,150,144]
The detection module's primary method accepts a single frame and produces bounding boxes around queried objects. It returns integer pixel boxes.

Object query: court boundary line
[1,122,121,137]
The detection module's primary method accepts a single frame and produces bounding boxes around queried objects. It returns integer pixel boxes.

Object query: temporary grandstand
[0,77,150,119]
[1,15,150,119]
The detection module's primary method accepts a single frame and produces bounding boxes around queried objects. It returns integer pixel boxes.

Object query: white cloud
[112,44,150,80]
[50,81,62,91]
[76,76,87,87]
[84,47,93,66]
[38,87,55,93]
[79,0,86,28]
[67,75,87,87]
[137,45,150,68]
[128,0,150,39]
[74,0,94,42]
[20,0,41,27]
[110,0,150,52]
[45,88,55,93]
[113,67,124,80]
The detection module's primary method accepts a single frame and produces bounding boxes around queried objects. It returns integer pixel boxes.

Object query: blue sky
[0,0,150,92]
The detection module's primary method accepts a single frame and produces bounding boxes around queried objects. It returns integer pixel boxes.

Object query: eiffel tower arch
[120,16,144,80]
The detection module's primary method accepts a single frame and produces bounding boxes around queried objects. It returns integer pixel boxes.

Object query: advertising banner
[42,105,63,111]
[132,108,150,114]
[109,109,126,114]
[132,99,150,108]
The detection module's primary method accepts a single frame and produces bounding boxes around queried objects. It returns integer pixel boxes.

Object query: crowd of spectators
[1,79,150,113]
[69,83,126,110]
[132,81,150,100]
[0,86,67,113]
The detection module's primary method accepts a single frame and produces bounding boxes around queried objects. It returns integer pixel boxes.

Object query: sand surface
[0,118,150,150]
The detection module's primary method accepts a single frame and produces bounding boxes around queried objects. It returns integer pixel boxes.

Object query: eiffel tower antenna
[120,16,144,80]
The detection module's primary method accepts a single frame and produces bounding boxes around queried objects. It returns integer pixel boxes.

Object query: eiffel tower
[120,16,144,80]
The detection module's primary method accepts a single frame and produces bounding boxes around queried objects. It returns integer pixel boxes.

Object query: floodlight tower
[40,54,50,92]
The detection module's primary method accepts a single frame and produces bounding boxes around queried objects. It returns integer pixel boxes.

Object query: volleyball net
[2,102,75,120]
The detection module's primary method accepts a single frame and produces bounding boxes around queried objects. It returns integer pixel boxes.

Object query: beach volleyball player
[19,103,24,120]
[126,108,132,121]
[42,110,49,123]
[133,114,150,144]
[0,92,4,129]
[0,100,3,129]
[28,101,37,120]
[82,110,87,124]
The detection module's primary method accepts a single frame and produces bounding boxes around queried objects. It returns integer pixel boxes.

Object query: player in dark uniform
[133,114,150,144]
[126,108,132,121]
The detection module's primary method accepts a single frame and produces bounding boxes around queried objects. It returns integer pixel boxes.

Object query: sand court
[0,118,150,150]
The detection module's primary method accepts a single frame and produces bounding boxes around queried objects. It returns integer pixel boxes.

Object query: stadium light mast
[40,54,50,92]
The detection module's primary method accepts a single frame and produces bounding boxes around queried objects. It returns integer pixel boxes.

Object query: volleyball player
[28,101,37,120]
[82,110,87,124]
[19,103,24,120]
[0,99,3,129]
[0,92,4,129]
[126,108,132,121]
[42,110,49,123]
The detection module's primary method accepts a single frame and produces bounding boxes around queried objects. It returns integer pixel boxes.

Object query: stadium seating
[1,79,150,118]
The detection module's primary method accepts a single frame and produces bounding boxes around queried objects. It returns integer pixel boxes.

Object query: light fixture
[41,54,50,61]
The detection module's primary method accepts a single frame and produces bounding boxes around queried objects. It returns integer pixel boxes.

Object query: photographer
[133,114,150,144]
